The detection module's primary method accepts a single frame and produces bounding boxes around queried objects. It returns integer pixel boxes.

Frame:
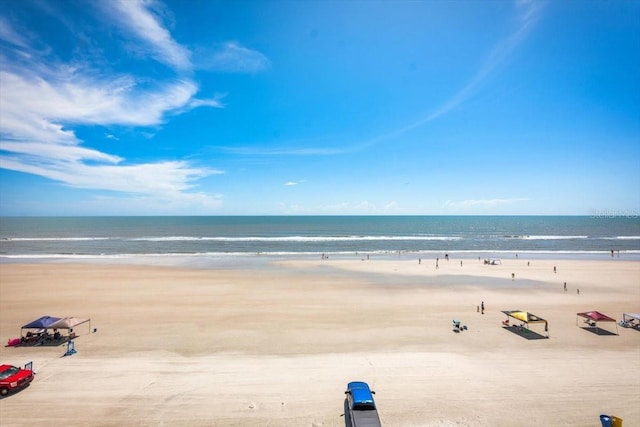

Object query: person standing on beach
[564,282,567,292]
[436,258,439,269]
[553,266,557,273]
[481,301,485,315]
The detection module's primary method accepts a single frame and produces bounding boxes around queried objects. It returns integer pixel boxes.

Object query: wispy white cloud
[221,144,345,156]
[194,41,270,73]
[110,0,191,71]
[0,16,31,49]
[223,2,545,160]
[0,155,221,194]
[352,1,546,150]
[186,96,225,110]
[0,141,122,164]
[107,4,269,75]
[421,1,545,123]
[0,70,201,129]
[218,133,351,157]
[0,65,221,197]
[284,180,305,186]
[0,2,226,209]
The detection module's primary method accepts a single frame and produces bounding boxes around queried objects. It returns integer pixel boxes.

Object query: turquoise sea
[1,216,639,262]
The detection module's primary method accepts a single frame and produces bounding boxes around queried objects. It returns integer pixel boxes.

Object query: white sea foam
[3,237,111,241]
[3,249,639,260]
[2,216,637,259]
[6,235,639,243]
[130,235,464,242]
[519,235,589,240]
[606,236,640,240]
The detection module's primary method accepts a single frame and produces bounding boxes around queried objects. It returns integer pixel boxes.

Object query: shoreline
[2,249,639,269]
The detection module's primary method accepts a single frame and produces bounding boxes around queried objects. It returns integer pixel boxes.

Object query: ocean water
[1,216,639,262]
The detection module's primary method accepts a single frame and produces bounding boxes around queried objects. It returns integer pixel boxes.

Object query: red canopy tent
[576,311,618,335]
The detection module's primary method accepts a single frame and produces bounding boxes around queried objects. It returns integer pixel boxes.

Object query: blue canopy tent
[20,316,61,342]
[21,315,61,330]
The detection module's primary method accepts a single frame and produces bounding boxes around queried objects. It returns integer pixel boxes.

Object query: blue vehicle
[344,381,382,427]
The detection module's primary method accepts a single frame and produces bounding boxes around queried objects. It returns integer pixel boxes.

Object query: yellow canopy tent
[502,310,549,337]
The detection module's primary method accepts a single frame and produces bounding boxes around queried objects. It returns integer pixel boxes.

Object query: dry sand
[0,256,639,426]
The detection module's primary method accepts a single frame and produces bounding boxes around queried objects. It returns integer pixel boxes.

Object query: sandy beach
[1,256,639,426]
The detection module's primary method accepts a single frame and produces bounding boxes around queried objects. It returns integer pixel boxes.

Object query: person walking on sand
[481,301,485,315]
[553,266,557,273]
[436,258,439,269]
[564,282,567,292]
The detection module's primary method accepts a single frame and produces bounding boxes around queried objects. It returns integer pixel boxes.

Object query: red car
[0,364,34,396]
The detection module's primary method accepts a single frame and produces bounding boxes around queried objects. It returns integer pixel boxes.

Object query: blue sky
[0,0,638,216]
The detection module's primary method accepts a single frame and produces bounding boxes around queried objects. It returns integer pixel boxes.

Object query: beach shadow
[580,327,617,336]
[7,337,69,348]
[502,326,548,340]
[0,384,32,399]
[343,398,351,427]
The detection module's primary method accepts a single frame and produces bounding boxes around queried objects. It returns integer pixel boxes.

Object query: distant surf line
[4,235,638,242]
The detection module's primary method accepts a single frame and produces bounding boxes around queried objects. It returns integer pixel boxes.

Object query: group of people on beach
[21,328,62,345]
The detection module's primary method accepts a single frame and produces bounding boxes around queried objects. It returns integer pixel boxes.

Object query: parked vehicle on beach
[0,364,34,396]
[344,381,382,427]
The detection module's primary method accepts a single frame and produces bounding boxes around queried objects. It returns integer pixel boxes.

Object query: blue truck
[344,381,382,427]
